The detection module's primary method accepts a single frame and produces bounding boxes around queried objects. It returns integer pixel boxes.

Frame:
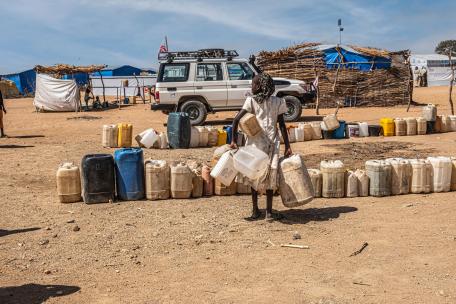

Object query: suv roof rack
[158,49,239,62]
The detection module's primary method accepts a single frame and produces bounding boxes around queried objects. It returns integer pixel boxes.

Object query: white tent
[34,74,80,112]
[411,54,455,87]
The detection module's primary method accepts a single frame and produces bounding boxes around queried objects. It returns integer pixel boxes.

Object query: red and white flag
[159,37,168,53]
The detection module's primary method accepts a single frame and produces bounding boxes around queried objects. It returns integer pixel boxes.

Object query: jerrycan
[56,162,81,203]
[117,123,133,147]
[102,124,118,148]
[114,148,145,201]
[145,160,170,200]
[308,169,322,197]
[320,160,345,198]
[279,155,314,207]
[170,162,193,198]
[81,154,115,204]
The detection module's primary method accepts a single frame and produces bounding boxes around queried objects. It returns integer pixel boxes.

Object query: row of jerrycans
[56,148,254,204]
[102,123,133,148]
[303,157,456,199]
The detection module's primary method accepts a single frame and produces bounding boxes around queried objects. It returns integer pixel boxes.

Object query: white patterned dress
[236,96,288,194]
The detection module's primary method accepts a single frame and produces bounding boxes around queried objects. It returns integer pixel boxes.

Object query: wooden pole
[98,71,106,105]
[448,53,455,115]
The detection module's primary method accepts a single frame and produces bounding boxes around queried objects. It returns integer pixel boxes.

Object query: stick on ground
[350,242,369,257]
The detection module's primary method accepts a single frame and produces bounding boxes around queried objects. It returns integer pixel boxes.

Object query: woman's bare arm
[278,114,292,157]
[231,109,247,147]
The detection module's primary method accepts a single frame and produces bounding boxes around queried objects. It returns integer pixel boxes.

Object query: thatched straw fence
[257,43,413,110]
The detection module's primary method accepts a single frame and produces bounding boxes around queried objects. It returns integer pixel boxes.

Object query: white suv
[151,49,312,125]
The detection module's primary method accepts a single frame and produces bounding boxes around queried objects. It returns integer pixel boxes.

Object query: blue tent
[316,45,391,71]
[62,73,90,86]
[93,65,143,77]
[1,69,36,95]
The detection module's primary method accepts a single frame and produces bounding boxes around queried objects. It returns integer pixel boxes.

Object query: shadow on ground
[7,135,44,139]
[279,206,358,225]
[0,227,40,238]
[0,284,80,304]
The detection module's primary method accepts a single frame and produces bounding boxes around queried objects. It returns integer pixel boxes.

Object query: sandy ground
[1,86,456,304]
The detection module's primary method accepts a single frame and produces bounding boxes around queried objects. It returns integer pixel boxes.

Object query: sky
[1,0,455,74]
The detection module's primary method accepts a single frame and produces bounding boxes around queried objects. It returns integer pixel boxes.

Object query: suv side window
[196,63,223,81]
[227,63,255,80]
[158,63,189,82]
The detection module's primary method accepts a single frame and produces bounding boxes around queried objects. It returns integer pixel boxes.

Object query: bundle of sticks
[257,43,412,108]
[34,64,107,78]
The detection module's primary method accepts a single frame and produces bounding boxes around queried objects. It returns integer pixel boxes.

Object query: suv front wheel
[180,100,207,126]
[283,95,302,122]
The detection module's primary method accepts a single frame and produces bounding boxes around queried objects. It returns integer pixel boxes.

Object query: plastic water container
[233,146,269,180]
[279,155,314,207]
[211,151,238,186]
[380,118,395,137]
[224,126,233,144]
[345,170,359,197]
[310,122,322,140]
[451,157,456,191]
[354,169,369,197]
[159,132,168,149]
[114,148,145,201]
[346,123,360,138]
[288,126,296,143]
[81,154,115,204]
[167,112,191,149]
[333,120,346,139]
[386,158,411,195]
[416,117,427,135]
[206,127,219,147]
[323,114,340,131]
[405,117,417,136]
[303,124,313,141]
[368,125,382,137]
[295,124,305,142]
[427,156,452,192]
[449,115,456,131]
[189,127,200,148]
[217,130,228,146]
[322,130,334,139]
[140,129,159,148]
[117,123,133,147]
[422,104,437,121]
[410,159,432,194]
[145,160,170,200]
[426,121,435,134]
[236,182,252,195]
[102,124,118,148]
[320,160,345,198]
[365,160,392,197]
[56,162,81,203]
[434,115,443,133]
[308,169,322,198]
[196,126,209,147]
[202,165,214,196]
[441,116,451,133]
[192,168,204,198]
[170,162,193,198]
[394,118,407,136]
[358,122,369,137]
[240,113,262,137]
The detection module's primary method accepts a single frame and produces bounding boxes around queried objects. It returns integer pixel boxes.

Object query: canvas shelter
[34,74,81,112]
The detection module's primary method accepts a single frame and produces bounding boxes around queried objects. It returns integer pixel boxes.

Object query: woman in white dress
[230,73,292,220]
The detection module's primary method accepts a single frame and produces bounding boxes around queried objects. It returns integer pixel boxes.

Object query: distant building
[411,54,456,87]
[0,69,36,95]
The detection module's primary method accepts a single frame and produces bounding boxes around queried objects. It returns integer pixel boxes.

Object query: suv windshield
[227,62,255,80]
[158,63,189,82]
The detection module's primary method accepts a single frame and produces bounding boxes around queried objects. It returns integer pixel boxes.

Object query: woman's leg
[250,188,260,219]
[265,190,274,219]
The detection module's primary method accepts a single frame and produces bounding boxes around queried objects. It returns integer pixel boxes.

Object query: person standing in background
[0,89,7,138]
[413,67,420,87]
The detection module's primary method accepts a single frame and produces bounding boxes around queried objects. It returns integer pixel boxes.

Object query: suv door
[226,62,255,107]
[195,62,227,108]
[157,63,194,104]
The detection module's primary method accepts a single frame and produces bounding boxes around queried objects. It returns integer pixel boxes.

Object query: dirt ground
[1,86,456,304]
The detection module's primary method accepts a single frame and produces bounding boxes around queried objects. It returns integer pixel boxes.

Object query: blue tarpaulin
[316,45,391,71]
[1,69,36,94]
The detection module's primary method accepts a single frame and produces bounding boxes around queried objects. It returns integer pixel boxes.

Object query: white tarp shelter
[411,54,456,87]
[34,74,80,112]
